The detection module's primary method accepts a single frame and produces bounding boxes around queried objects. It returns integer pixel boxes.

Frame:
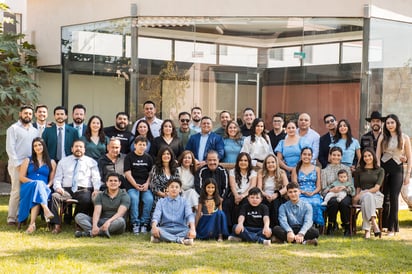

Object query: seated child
[151,178,196,245]
[272,182,319,245]
[321,169,353,206]
[228,187,272,245]
[196,178,229,241]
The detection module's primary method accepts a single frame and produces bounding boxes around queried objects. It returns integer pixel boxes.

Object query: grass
[1,195,412,273]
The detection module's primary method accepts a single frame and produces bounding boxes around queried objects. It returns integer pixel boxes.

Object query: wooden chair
[58,198,78,228]
[349,204,383,238]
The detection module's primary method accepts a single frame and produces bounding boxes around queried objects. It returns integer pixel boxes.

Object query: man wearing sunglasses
[176,111,196,148]
[319,114,337,168]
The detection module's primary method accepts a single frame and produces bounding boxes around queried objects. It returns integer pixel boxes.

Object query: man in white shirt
[131,100,163,138]
[6,105,38,225]
[50,140,101,234]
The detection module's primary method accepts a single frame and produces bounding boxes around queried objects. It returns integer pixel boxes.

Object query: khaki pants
[7,165,20,223]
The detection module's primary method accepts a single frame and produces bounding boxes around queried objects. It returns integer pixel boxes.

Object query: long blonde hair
[261,154,285,190]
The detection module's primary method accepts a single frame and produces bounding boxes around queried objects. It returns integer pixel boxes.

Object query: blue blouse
[330,138,360,166]
[222,137,244,163]
[275,138,308,168]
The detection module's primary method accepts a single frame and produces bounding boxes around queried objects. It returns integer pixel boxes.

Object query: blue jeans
[232,225,268,244]
[127,189,153,226]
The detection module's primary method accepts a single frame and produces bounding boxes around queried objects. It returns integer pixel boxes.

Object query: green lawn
[1,196,412,273]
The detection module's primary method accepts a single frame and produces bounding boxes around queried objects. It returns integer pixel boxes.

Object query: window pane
[219,45,257,67]
[342,41,362,63]
[175,41,216,64]
[303,43,340,66]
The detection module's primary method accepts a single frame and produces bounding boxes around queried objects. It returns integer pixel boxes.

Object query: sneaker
[140,226,148,234]
[228,235,242,242]
[132,224,140,235]
[304,238,318,246]
[150,235,160,243]
[263,239,271,246]
[75,231,91,238]
[183,238,194,245]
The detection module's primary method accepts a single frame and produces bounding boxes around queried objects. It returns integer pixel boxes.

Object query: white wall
[26,0,412,67]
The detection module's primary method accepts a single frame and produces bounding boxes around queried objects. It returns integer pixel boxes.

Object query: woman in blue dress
[330,119,361,172]
[291,147,324,226]
[276,120,307,177]
[222,120,244,168]
[196,178,229,241]
[19,137,56,234]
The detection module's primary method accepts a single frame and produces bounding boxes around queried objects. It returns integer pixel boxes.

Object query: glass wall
[62,17,363,134]
[367,18,412,135]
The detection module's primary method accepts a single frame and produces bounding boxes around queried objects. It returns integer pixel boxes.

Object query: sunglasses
[180,119,190,123]
[325,118,335,124]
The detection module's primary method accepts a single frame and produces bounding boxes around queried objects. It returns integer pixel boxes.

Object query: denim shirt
[278,199,313,235]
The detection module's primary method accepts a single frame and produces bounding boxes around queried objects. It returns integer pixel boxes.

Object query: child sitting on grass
[228,187,272,245]
[151,178,196,245]
[321,169,354,206]
[196,178,229,241]
[272,182,319,245]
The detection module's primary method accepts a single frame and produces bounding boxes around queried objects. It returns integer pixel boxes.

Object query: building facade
[7,0,412,136]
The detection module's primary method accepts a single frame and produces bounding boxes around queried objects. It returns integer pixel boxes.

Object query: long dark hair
[199,178,221,207]
[134,120,154,142]
[31,137,52,172]
[85,115,106,143]
[359,147,379,170]
[234,152,252,188]
[382,114,403,150]
[155,146,177,174]
[334,119,353,149]
[161,119,177,138]
[295,147,313,174]
[250,118,269,144]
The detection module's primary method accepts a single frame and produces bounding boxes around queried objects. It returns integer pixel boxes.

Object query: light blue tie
[76,125,81,137]
[56,127,63,161]
[72,159,79,192]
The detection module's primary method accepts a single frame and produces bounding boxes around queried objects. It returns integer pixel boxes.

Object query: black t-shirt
[239,202,269,228]
[123,152,153,190]
[103,126,133,154]
[268,130,286,151]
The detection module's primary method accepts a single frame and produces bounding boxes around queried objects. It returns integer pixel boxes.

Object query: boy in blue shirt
[272,182,319,245]
[151,178,196,245]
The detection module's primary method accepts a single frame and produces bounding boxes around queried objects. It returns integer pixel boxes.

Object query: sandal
[26,223,36,234]
[44,210,54,223]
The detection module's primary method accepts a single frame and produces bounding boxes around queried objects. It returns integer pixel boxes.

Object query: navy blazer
[319,132,333,169]
[185,132,224,161]
[68,122,87,137]
[42,124,79,160]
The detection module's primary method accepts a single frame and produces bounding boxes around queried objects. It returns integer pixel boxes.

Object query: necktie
[38,126,44,137]
[76,125,81,137]
[72,158,79,192]
[56,127,63,161]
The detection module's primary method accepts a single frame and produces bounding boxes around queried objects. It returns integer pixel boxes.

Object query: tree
[0,4,40,164]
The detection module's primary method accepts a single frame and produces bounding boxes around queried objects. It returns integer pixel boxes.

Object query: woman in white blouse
[240,118,273,168]
[224,152,257,230]
[177,150,199,212]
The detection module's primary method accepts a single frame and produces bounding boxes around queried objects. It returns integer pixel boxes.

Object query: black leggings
[382,159,403,232]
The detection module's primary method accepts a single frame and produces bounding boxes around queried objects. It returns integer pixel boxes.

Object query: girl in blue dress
[291,147,324,226]
[19,137,56,234]
[196,178,229,241]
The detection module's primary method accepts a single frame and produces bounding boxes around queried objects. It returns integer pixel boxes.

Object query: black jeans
[272,225,319,242]
[326,195,351,225]
[382,159,403,232]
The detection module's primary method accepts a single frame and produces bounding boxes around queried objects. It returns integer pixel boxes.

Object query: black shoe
[75,231,91,238]
[326,223,335,235]
[343,224,350,237]
[304,238,318,246]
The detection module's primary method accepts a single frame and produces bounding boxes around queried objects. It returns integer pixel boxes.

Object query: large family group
[5,101,411,246]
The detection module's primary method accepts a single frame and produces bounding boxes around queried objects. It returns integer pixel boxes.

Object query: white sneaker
[183,238,194,245]
[150,235,160,243]
[132,224,140,235]
[321,202,327,206]
[140,226,148,234]
[263,239,271,246]
[228,235,242,242]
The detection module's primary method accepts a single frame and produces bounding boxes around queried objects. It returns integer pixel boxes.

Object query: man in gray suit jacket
[42,106,79,161]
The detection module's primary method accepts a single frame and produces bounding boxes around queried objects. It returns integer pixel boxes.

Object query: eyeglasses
[180,119,190,123]
[325,118,335,124]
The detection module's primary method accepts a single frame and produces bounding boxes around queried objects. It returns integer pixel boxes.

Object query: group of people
[5,101,410,245]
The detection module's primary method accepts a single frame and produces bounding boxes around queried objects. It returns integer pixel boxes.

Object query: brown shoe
[52,224,62,234]
[7,221,16,226]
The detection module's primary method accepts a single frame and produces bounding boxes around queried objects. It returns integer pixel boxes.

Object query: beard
[116,122,127,130]
[192,117,201,123]
[372,125,381,132]
[20,117,32,124]
[74,118,84,124]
